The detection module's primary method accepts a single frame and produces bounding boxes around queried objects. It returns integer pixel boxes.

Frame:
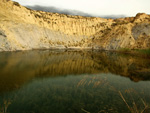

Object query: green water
[0,50,150,113]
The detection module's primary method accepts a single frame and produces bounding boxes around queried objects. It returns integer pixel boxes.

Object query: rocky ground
[0,0,150,51]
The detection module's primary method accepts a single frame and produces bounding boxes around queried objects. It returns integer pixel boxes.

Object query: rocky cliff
[0,0,150,51]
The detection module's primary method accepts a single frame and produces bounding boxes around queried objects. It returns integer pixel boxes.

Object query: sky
[13,0,150,17]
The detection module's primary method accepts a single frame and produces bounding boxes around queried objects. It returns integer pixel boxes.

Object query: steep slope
[0,0,150,51]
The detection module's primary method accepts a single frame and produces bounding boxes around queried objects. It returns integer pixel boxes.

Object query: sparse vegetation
[117,48,150,58]
[0,31,6,37]
[13,1,20,7]
[119,91,150,113]
[118,48,130,52]
[0,100,11,113]
[135,49,150,55]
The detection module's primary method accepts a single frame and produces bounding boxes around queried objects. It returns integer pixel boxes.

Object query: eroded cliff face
[0,0,150,51]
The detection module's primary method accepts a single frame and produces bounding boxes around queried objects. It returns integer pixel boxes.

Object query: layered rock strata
[0,0,150,51]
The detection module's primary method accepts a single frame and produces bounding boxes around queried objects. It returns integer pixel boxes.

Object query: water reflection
[0,50,150,93]
[0,74,150,113]
[0,50,150,113]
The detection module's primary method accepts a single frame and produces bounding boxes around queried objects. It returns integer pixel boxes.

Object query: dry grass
[119,91,150,113]
[0,100,11,113]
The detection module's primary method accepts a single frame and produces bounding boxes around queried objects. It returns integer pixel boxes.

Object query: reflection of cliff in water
[0,50,150,92]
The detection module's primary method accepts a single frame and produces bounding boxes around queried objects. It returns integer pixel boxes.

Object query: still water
[0,50,150,113]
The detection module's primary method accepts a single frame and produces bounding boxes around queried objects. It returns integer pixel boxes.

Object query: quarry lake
[0,50,150,113]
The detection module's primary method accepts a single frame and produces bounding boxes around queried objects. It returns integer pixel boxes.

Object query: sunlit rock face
[0,0,150,51]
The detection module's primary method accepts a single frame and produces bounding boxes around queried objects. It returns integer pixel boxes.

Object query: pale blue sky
[13,0,150,16]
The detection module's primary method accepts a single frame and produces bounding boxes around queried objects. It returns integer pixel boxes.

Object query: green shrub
[136,49,150,55]
[119,48,130,52]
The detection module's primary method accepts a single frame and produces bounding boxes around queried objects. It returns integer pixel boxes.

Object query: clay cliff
[0,0,150,51]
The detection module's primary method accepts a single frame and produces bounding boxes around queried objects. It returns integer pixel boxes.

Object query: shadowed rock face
[0,0,150,51]
[132,23,150,40]
[131,23,150,48]
[0,50,150,92]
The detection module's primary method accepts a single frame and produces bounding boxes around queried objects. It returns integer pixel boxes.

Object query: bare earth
[0,0,150,51]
